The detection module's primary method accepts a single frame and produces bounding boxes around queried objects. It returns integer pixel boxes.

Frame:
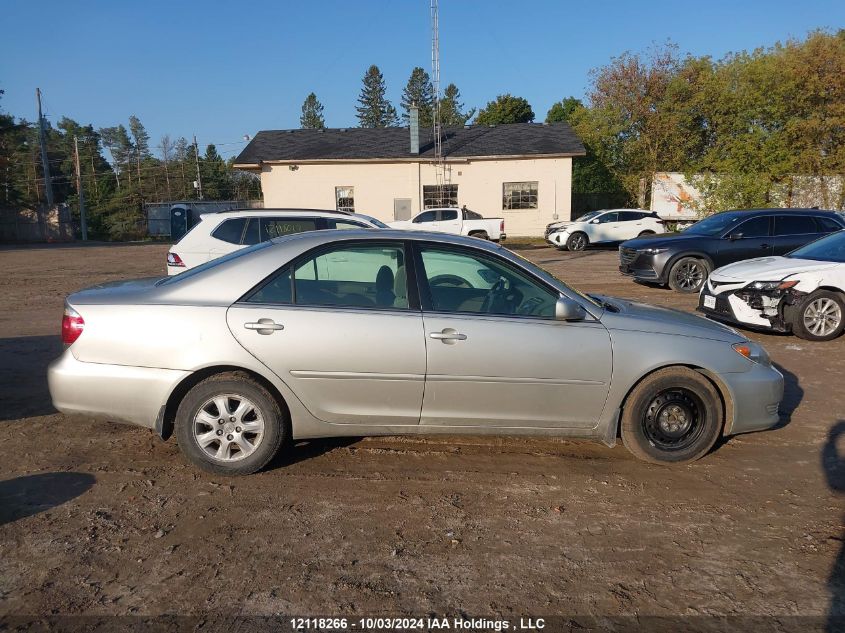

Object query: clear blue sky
[2,0,843,160]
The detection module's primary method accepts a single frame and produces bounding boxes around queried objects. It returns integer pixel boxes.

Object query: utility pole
[73,136,88,240]
[193,134,204,200]
[36,88,54,208]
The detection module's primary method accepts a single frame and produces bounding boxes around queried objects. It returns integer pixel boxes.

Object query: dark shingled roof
[234,122,585,165]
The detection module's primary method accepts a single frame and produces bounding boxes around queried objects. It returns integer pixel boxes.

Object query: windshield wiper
[589,295,619,312]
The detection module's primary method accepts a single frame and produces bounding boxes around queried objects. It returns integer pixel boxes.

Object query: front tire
[621,367,723,465]
[175,372,287,475]
[791,290,845,341]
[668,256,710,293]
[638,230,656,237]
[566,232,589,251]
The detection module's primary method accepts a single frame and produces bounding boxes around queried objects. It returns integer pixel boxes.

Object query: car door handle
[244,319,284,334]
[760,243,770,249]
[429,328,467,343]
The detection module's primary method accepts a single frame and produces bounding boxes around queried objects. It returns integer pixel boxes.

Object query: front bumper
[721,362,784,435]
[48,350,190,429]
[547,231,569,247]
[618,247,671,283]
[698,282,797,332]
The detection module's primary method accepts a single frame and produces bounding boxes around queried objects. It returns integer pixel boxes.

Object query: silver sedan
[48,230,784,475]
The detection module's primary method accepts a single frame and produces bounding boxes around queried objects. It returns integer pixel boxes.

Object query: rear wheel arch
[158,365,291,441]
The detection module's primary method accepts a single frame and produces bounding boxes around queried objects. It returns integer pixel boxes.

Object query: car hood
[596,295,743,342]
[621,232,708,249]
[548,221,581,233]
[68,277,166,305]
[711,256,840,281]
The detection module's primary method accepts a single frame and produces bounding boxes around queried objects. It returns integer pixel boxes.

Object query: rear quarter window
[211,218,247,244]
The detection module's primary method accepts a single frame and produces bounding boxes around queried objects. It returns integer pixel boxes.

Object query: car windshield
[575,211,601,222]
[355,214,389,228]
[787,230,845,263]
[683,212,747,236]
[158,241,272,285]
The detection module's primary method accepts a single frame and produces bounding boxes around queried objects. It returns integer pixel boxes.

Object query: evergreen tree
[128,115,150,157]
[99,124,134,189]
[475,94,534,125]
[201,144,231,200]
[439,83,475,127]
[400,67,434,129]
[300,93,326,129]
[356,65,399,128]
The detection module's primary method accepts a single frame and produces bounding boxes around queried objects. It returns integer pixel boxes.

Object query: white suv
[545,209,665,251]
[166,209,388,274]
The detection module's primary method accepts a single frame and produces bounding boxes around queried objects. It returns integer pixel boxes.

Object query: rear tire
[175,372,286,475]
[566,232,589,251]
[668,257,710,293]
[469,231,489,240]
[621,367,723,465]
[791,290,845,341]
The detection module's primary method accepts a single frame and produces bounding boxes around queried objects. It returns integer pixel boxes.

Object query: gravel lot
[1,241,844,629]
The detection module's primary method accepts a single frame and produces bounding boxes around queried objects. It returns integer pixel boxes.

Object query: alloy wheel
[675,261,704,291]
[803,297,842,338]
[192,393,265,462]
[569,234,586,250]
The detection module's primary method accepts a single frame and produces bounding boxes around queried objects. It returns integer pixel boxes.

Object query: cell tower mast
[430,0,446,198]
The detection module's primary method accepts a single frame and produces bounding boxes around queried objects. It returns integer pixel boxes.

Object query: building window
[423,184,458,209]
[335,186,354,212]
[503,181,538,210]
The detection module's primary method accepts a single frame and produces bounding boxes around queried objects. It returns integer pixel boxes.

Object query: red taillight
[500,220,505,231]
[167,252,185,267]
[62,306,85,345]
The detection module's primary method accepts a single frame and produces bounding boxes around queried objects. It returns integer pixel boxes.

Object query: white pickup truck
[389,207,506,241]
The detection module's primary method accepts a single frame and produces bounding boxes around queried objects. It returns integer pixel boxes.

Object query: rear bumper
[721,363,784,435]
[48,350,190,429]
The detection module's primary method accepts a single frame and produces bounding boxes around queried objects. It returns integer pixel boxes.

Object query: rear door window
[327,219,368,230]
[617,212,641,222]
[211,218,247,244]
[774,215,818,236]
[439,210,459,221]
[260,217,319,241]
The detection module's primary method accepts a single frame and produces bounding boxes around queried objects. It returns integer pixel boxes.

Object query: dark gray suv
[619,209,845,293]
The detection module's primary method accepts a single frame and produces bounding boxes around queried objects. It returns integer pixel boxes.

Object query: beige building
[234,122,585,236]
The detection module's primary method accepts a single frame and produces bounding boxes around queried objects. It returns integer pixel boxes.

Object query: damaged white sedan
[699,230,845,341]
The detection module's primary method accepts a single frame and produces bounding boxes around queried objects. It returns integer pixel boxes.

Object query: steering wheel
[429,274,472,289]
[480,279,523,314]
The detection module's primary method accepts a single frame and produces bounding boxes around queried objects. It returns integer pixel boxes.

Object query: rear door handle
[429,328,467,344]
[244,318,284,334]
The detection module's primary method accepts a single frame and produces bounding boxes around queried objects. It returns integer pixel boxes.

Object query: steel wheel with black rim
[668,257,710,293]
[175,372,287,475]
[621,366,724,464]
[566,232,589,252]
[791,290,845,342]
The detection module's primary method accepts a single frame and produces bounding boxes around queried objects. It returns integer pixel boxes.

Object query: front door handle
[429,328,467,344]
[760,243,770,249]
[244,318,284,335]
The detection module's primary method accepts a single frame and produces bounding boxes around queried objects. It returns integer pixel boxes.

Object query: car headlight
[745,280,798,291]
[637,247,668,255]
[732,341,771,365]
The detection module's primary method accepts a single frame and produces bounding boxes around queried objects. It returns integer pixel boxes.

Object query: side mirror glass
[590,219,600,224]
[728,232,743,241]
[555,297,587,322]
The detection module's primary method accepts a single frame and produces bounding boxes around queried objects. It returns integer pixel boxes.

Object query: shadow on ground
[0,472,95,526]
[822,421,845,632]
[0,335,62,421]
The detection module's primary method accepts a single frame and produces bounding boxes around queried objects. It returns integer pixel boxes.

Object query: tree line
[1,29,842,241]
[319,30,844,212]
[0,99,260,239]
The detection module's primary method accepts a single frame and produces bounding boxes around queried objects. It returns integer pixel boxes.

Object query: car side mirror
[555,297,587,322]
[590,219,600,224]
[728,232,743,241]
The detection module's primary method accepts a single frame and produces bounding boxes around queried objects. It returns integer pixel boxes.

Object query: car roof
[204,208,376,220]
[718,208,840,216]
[268,227,505,251]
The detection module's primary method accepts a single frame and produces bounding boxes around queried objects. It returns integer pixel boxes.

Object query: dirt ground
[1,240,845,630]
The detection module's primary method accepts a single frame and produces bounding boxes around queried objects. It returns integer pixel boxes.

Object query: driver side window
[418,246,557,318]
[413,211,438,224]
[597,212,618,223]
